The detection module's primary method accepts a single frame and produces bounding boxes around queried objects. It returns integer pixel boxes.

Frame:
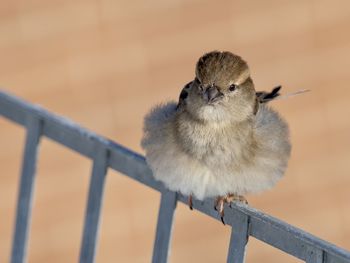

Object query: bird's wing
[256,86,282,104]
[177,81,193,109]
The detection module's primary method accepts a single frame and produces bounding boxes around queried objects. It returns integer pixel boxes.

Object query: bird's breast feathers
[142,102,291,200]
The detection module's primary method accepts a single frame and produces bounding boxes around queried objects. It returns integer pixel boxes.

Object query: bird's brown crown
[195,51,250,89]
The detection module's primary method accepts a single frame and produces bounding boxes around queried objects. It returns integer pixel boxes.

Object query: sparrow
[142,51,293,224]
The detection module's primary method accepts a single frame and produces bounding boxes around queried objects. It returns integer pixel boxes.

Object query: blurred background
[0,0,350,262]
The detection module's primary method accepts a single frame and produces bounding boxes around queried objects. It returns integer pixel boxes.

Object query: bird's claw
[221,216,225,225]
[188,194,193,210]
[215,196,226,225]
[215,194,248,225]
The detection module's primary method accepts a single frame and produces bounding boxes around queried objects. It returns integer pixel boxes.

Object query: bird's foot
[214,194,248,225]
[226,194,248,205]
[188,194,193,210]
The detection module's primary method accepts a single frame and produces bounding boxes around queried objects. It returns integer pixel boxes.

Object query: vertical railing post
[79,146,108,263]
[152,190,177,263]
[11,117,42,263]
[226,212,250,263]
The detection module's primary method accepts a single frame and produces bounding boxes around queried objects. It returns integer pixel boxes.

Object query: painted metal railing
[0,90,349,263]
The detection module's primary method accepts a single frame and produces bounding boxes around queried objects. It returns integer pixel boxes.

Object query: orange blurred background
[1,0,350,262]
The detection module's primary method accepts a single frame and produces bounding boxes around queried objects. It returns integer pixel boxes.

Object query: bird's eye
[229,84,237,91]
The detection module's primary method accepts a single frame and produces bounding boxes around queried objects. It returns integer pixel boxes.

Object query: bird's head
[185,51,257,123]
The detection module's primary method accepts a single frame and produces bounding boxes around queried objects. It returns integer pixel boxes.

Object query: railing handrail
[0,90,349,263]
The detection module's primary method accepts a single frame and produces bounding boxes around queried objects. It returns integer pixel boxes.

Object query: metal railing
[0,90,349,263]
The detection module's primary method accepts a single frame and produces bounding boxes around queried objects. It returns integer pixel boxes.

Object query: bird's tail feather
[257,86,309,103]
[273,89,310,101]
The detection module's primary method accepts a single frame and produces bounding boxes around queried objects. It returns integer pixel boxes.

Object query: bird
[141,51,294,224]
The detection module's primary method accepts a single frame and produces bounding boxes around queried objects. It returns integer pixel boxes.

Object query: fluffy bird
[142,51,292,223]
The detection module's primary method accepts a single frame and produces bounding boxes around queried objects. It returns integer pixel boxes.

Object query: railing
[0,90,349,263]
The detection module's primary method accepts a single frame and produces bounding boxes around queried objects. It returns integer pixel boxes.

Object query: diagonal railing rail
[0,90,349,263]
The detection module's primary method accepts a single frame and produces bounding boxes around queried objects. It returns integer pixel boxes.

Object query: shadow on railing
[0,90,349,263]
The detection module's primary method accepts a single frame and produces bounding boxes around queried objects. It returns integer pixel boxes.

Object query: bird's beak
[203,86,223,103]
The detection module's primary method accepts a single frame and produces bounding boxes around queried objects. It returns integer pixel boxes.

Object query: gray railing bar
[152,191,177,263]
[79,147,108,263]
[0,90,163,192]
[11,116,42,263]
[227,213,250,263]
[237,204,330,262]
[305,246,324,263]
[175,195,349,263]
[1,90,350,263]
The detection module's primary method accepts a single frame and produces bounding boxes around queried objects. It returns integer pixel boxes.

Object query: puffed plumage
[141,51,291,201]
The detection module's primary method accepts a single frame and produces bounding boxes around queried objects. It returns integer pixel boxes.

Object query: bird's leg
[188,194,193,210]
[214,194,249,225]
